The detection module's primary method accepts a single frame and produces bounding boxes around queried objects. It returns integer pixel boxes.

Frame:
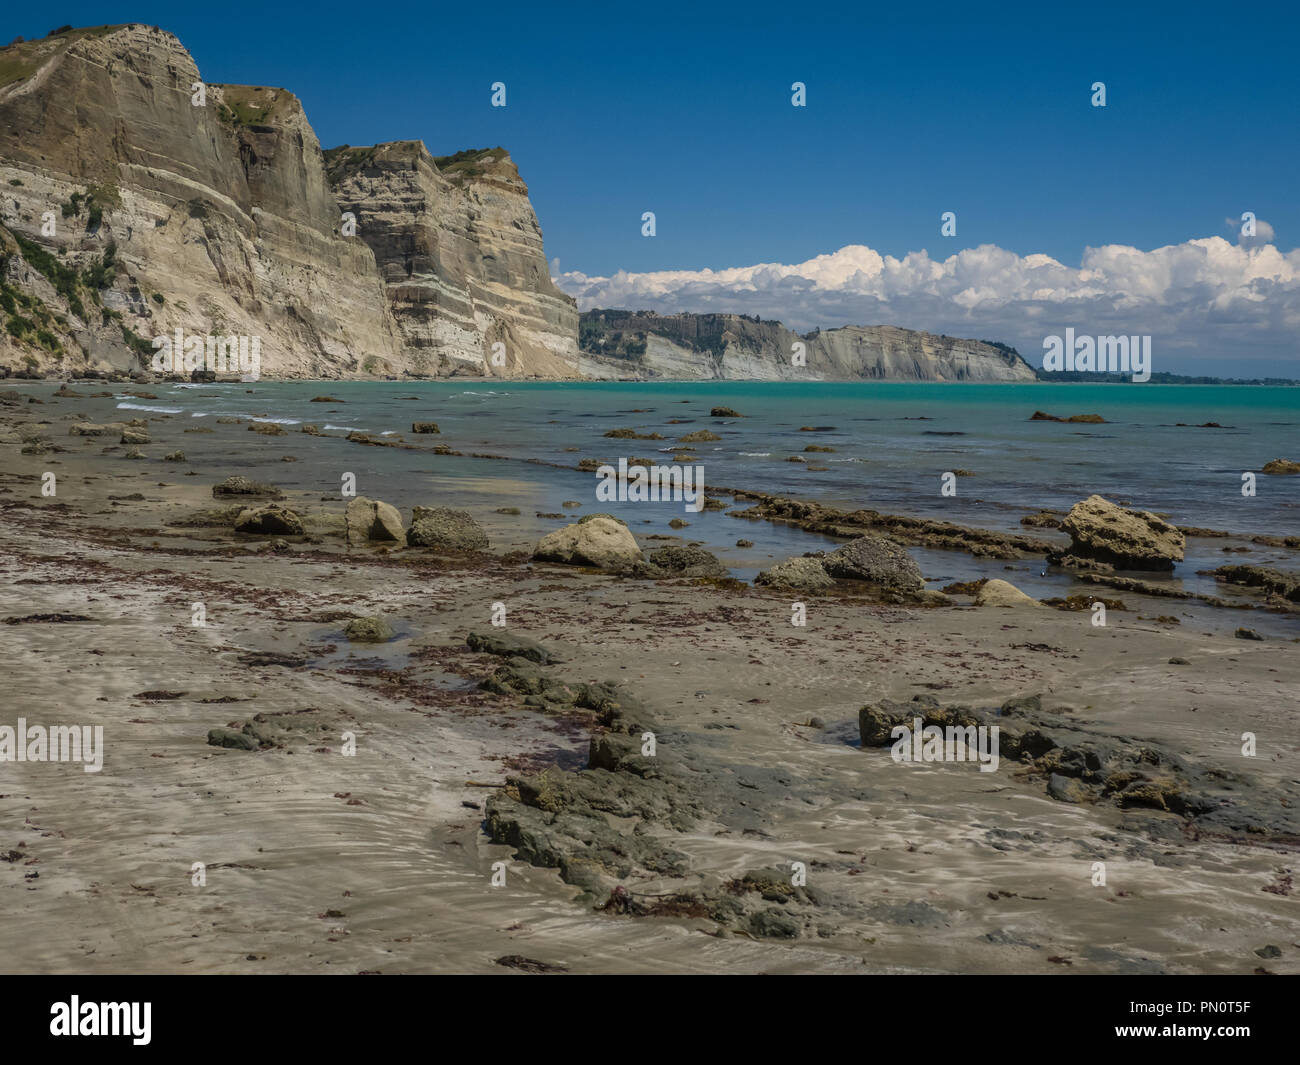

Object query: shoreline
[1,384,1299,974]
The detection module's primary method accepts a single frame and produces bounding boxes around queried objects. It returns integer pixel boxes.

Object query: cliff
[324,142,578,378]
[0,25,573,378]
[578,311,1037,382]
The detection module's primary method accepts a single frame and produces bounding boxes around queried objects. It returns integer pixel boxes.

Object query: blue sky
[7,2,1299,371]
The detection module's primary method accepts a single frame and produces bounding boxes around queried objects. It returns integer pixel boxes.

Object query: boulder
[406,506,489,551]
[248,416,287,434]
[533,517,642,570]
[973,578,1042,608]
[1261,458,1300,475]
[411,422,440,434]
[163,450,185,462]
[120,429,150,445]
[621,545,728,579]
[710,406,743,417]
[212,476,281,498]
[344,616,394,642]
[234,504,304,536]
[1052,494,1184,571]
[822,536,924,594]
[678,430,721,443]
[754,556,836,594]
[68,422,123,436]
[345,497,404,545]
[645,545,728,577]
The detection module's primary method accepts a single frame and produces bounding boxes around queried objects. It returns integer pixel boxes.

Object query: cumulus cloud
[557,238,1300,373]
[1226,215,1276,249]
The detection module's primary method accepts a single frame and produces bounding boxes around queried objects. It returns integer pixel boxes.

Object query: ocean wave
[323,424,364,432]
[738,451,772,457]
[116,401,183,413]
[248,416,301,425]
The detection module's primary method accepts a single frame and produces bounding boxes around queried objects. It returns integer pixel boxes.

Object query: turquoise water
[121,378,1297,531]
[59,378,1300,631]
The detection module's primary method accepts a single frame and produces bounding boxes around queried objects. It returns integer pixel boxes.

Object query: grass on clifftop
[432,147,508,180]
[0,26,124,89]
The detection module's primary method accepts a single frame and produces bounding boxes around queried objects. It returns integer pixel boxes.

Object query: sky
[6,1,1299,374]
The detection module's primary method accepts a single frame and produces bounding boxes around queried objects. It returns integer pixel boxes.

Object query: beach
[1,378,1298,975]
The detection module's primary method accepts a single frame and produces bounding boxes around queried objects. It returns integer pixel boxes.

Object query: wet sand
[1,392,1298,974]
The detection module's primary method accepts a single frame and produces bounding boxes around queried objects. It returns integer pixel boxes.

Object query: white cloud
[557,238,1300,373]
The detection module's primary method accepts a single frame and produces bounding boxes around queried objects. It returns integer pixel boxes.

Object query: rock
[163,450,185,462]
[1169,657,1189,665]
[1047,773,1093,803]
[466,632,562,664]
[755,556,836,594]
[678,430,721,443]
[68,422,122,436]
[748,910,800,938]
[1030,411,1107,423]
[1213,564,1300,603]
[406,506,489,550]
[822,536,924,594]
[533,517,642,570]
[212,476,281,498]
[310,395,344,403]
[668,518,689,529]
[562,500,582,508]
[620,545,729,580]
[344,616,393,642]
[973,578,1042,608]
[1234,627,1264,640]
[736,539,754,547]
[1052,494,1184,571]
[123,448,145,460]
[21,442,50,455]
[345,496,405,544]
[411,422,440,434]
[207,727,258,750]
[234,504,304,535]
[248,421,288,436]
[578,512,625,525]
[1261,458,1300,475]
[710,406,743,417]
[120,429,150,444]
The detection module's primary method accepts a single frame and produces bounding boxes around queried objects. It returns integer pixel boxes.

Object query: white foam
[323,424,364,432]
[116,401,183,414]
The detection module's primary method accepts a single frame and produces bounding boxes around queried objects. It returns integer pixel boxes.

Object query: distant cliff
[579,311,1037,382]
[0,25,574,379]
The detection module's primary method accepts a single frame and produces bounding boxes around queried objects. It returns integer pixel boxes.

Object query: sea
[100,379,1300,633]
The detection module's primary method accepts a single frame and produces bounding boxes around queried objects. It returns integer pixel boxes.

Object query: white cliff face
[325,142,580,379]
[0,26,576,379]
[0,25,404,378]
[579,313,1037,382]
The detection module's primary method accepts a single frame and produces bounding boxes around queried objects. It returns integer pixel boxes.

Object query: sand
[1,393,1297,975]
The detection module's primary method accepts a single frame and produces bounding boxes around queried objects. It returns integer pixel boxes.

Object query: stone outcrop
[406,506,489,551]
[345,496,404,544]
[578,312,1037,382]
[973,578,1042,608]
[822,536,924,594]
[1051,495,1185,572]
[533,517,642,570]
